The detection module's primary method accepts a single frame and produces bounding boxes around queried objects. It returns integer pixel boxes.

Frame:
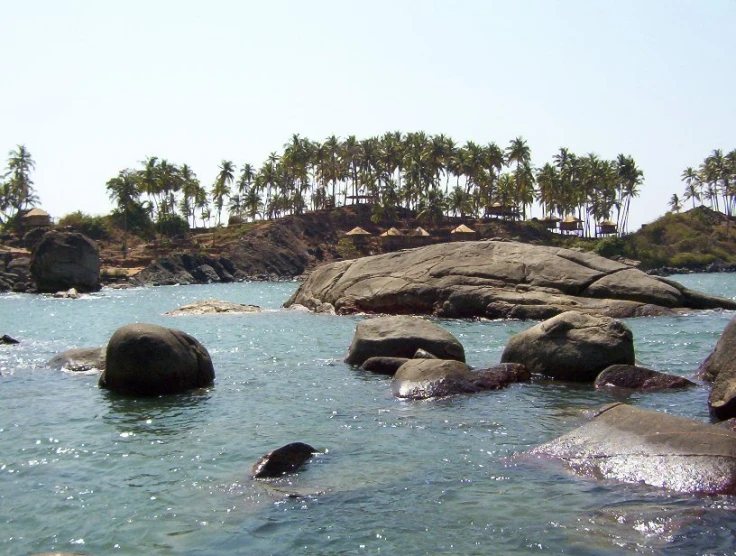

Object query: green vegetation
[57,211,110,240]
[0,145,39,228]
[677,149,736,223]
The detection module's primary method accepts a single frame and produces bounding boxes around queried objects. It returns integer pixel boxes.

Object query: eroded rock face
[30,231,101,293]
[594,365,695,391]
[698,315,736,420]
[531,403,736,495]
[99,323,214,396]
[284,241,736,318]
[345,316,465,367]
[166,299,262,316]
[501,311,635,382]
[392,360,529,399]
[48,346,106,371]
[252,442,317,478]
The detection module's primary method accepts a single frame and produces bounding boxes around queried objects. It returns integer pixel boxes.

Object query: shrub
[58,211,110,240]
[669,252,718,269]
[594,237,627,258]
[156,214,189,238]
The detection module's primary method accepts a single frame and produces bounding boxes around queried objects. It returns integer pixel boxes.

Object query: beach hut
[484,202,520,220]
[450,224,477,241]
[559,216,583,234]
[21,207,51,229]
[407,226,432,246]
[596,220,618,236]
[379,227,405,250]
[345,226,372,245]
[539,215,560,230]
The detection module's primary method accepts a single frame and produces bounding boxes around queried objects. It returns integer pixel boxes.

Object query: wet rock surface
[594,364,695,390]
[252,442,317,479]
[166,299,262,316]
[48,346,106,371]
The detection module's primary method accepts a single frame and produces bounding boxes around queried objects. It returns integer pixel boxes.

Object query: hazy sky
[2,0,734,230]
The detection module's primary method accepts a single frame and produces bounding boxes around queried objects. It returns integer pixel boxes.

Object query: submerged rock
[697,315,736,420]
[99,323,214,396]
[594,364,695,390]
[345,315,465,367]
[166,299,262,316]
[252,442,317,478]
[48,346,106,371]
[1,334,19,345]
[284,240,736,318]
[531,403,736,494]
[501,311,635,382]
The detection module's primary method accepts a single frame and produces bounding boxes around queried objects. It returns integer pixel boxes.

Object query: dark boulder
[134,253,240,286]
[531,403,736,494]
[47,346,106,371]
[99,323,214,396]
[392,360,529,399]
[30,231,100,293]
[360,356,410,375]
[345,316,465,367]
[501,311,635,382]
[594,364,695,390]
[697,315,736,420]
[1,334,19,345]
[252,442,317,478]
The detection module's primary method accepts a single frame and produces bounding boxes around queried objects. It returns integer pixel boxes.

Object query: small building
[407,226,432,246]
[559,216,583,234]
[22,207,51,229]
[539,215,560,230]
[450,224,477,241]
[484,202,520,220]
[379,227,405,250]
[345,226,372,245]
[596,220,618,236]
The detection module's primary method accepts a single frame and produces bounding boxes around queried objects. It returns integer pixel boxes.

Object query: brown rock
[252,442,317,478]
[594,364,695,390]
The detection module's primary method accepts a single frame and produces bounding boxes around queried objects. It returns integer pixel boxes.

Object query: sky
[2,0,735,231]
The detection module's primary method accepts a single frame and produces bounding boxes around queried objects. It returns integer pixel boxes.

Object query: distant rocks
[285,240,736,318]
[501,311,635,382]
[166,299,262,316]
[1,334,19,345]
[30,231,101,293]
[48,346,106,371]
[531,403,736,495]
[133,253,244,286]
[594,364,695,391]
[698,315,736,420]
[252,442,317,478]
[0,247,32,292]
[99,323,214,396]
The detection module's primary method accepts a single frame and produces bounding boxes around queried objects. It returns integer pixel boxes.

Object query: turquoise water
[1,275,735,555]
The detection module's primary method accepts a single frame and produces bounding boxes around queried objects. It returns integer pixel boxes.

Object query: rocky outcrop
[133,253,243,286]
[99,323,214,396]
[392,360,530,399]
[30,231,100,293]
[594,364,695,390]
[698,315,736,420]
[531,403,736,494]
[252,442,317,478]
[501,311,635,382]
[284,240,736,318]
[48,346,106,371]
[344,316,465,366]
[1,334,19,345]
[0,248,33,292]
[166,299,262,316]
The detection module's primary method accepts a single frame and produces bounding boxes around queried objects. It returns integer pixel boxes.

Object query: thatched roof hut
[407,226,431,246]
[596,220,618,236]
[379,227,404,237]
[22,207,51,228]
[379,227,405,250]
[539,215,560,230]
[450,224,477,241]
[484,202,520,220]
[559,216,583,233]
[345,226,372,236]
[408,227,430,237]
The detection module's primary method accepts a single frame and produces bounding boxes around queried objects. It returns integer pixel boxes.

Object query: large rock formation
[133,253,243,286]
[501,311,635,382]
[531,403,736,495]
[698,315,736,420]
[30,231,100,293]
[99,323,214,396]
[345,316,465,366]
[284,240,736,318]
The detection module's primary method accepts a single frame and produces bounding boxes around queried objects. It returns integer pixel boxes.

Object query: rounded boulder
[697,315,736,420]
[30,231,101,293]
[99,323,214,396]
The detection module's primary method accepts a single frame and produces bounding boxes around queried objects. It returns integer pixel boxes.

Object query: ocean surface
[1,274,735,555]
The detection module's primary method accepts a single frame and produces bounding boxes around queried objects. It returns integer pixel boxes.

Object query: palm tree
[211,160,234,226]
[106,169,140,254]
[668,193,681,213]
[681,167,701,209]
[179,164,201,227]
[3,145,38,222]
[505,137,534,219]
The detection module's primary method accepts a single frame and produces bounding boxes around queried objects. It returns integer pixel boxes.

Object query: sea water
[0,275,735,555]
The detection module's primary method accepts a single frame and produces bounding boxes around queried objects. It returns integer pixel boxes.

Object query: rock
[413,348,438,359]
[501,311,635,382]
[1,334,19,345]
[252,442,317,478]
[531,403,736,494]
[283,241,736,318]
[697,315,736,420]
[166,299,262,316]
[48,346,106,371]
[30,231,101,293]
[392,360,529,399]
[99,323,215,396]
[344,316,465,367]
[134,253,239,286]
[52,287,80,299]
[594,364,695,390]
[360,356,410,375]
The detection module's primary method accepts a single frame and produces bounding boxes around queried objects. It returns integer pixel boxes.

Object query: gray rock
[392,360,530,399]
[30,231,100,293]
[284,241,736,318]
[52,287,80,299]
[360,356,410,375]
[345,316,465,367]
[697,315,736,420]
[99,323,214,396]
[252,442,317,478]
[1,334,19,345]
[594,364,695,390]
[166,299,262,316]
[48,346,106,371]
[531,403,736,494]
[501,311,635,382]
